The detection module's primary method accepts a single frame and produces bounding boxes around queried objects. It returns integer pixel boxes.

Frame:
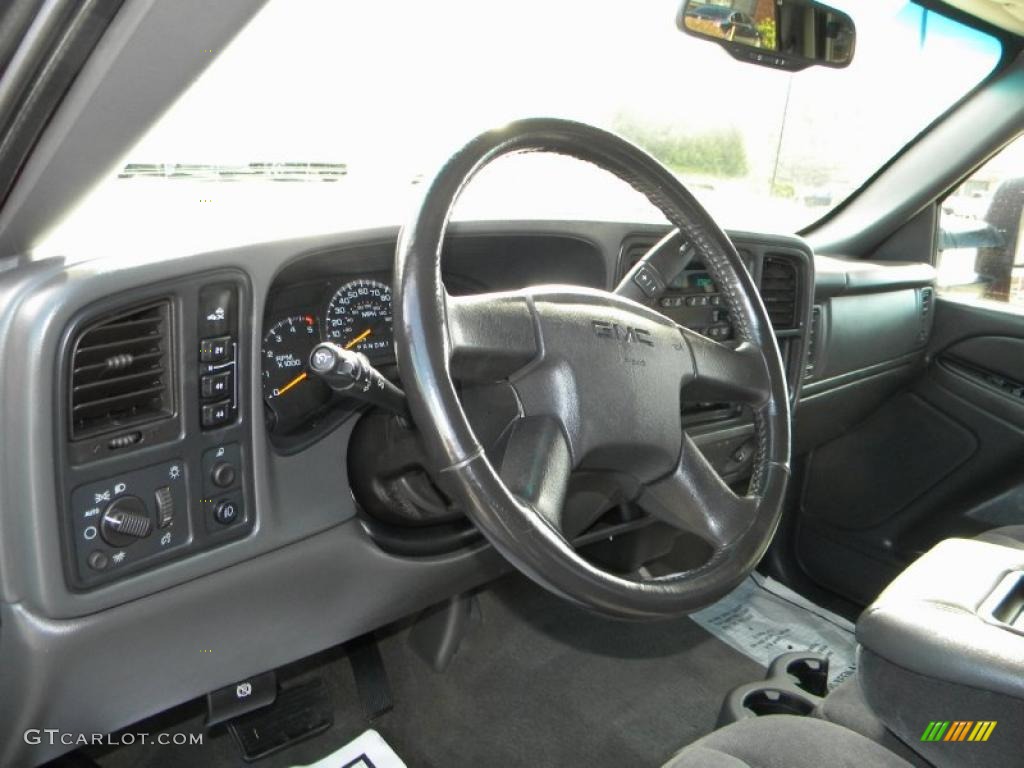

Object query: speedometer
[324,279,393,361]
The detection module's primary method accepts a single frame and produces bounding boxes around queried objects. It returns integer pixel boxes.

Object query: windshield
[40,0,1001,256]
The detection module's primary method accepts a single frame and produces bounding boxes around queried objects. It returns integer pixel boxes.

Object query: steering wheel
[394,118,790,619]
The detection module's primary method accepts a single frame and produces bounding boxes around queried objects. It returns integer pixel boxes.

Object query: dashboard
[259,232,612,447]
[0,218,824,767]
[262,260,736,432]
[259,228,813,459]
[29,222,816,601]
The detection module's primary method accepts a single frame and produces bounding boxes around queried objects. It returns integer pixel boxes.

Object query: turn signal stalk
[309,342,409,421]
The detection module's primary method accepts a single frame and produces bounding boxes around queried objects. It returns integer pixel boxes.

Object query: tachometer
[324,279,393,361]
[261,314,329,432]
[262,315,320,399]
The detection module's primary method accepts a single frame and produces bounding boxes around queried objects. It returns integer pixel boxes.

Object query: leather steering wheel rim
[394,118,791,619]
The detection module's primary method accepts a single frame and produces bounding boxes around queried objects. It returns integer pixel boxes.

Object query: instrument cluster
[262,276,393,435]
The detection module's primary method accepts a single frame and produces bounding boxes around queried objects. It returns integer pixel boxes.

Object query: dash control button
[211,461,236,489]
[199,285,234,337]
[214,500,240,526]
[201,370,232,398]
[201,399,232,429]
[88,551,109,571]
[155,486,174,528]
[200,336,232,364]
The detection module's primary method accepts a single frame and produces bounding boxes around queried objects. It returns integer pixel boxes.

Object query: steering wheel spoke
[638,433,758,550]
[446,290,539,383]
[682,330,772,406]
[498,415,574,533]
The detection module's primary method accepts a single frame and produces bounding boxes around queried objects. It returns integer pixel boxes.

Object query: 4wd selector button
[100,495,153,547]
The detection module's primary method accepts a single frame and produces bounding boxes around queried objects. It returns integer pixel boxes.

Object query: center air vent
[69,301,174,440]
[761,256,799,330]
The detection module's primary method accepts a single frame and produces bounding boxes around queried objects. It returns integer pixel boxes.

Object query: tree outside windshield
[40,0,1002,256]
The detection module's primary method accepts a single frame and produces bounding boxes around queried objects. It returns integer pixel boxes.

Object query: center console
[856,537,1024,767]
[712,537,1024,768]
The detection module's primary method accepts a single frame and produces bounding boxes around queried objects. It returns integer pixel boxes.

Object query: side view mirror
[678,0,855,72]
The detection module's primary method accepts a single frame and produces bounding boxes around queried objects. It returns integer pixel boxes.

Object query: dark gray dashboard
[0,218,827,765]
[796,254,936,452]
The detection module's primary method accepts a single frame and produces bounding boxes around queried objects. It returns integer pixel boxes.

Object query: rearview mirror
[678,0,855,72]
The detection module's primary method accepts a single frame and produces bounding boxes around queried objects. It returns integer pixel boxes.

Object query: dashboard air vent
[70,301,173,440]
[761,256,799,330]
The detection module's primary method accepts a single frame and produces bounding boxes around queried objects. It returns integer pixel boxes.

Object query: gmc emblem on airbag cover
[591,320,654,347]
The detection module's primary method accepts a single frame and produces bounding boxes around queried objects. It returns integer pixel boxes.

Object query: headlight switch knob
[100,496,153,547]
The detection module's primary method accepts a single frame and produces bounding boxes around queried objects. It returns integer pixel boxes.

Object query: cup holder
[768,652,830,698]
[741,687,817,717]
[717,652,831,727]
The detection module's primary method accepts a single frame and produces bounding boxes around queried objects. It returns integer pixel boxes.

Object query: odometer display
[324,278,393,361]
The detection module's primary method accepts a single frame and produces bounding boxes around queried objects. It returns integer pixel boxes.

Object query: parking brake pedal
[207,671,278,727]
[227,678,333,761]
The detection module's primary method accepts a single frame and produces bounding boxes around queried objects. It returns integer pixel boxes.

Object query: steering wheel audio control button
[632,265,660,297]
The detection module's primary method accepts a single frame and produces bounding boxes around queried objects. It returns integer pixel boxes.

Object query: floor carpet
[83,574,765,768]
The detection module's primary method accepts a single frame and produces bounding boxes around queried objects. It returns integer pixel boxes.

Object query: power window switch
[155,486,174,528]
